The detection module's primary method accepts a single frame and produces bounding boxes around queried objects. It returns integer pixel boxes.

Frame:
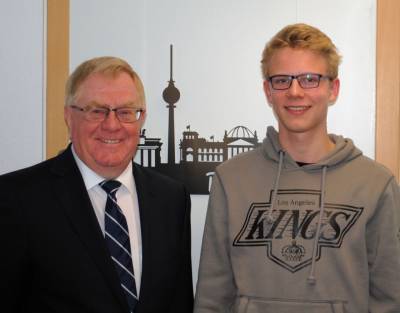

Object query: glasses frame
[267,73,332,90]
[70,104,145,123]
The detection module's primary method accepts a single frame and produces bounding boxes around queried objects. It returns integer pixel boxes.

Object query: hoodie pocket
[237,297,345,313]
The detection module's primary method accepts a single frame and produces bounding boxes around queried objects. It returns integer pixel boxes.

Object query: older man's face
[64,72,145,178]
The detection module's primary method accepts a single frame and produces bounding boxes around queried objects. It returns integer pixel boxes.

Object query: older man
[0,56,193,313]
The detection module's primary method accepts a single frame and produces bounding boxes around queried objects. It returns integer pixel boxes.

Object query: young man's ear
[328,78,340,105]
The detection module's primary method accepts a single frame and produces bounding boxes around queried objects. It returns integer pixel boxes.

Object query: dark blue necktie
[100,180,138,313]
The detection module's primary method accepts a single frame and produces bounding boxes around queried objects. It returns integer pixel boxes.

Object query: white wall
[0,0,45,174]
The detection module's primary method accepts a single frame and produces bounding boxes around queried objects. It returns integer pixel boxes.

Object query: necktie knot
[100,180,121,197]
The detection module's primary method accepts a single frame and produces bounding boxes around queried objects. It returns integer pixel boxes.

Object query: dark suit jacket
[0,146,193,313]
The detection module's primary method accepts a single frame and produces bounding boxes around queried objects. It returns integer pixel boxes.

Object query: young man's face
[263,47,339,137]
[64,72,145,179]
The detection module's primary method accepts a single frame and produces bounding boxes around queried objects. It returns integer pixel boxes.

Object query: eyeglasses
[70,104,144,123]
[268,73,332,90]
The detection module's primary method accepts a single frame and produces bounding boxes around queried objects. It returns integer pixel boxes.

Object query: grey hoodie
[194,127,400,313]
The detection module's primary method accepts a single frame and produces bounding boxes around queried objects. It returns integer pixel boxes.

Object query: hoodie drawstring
[267,150,284,223]
[267,151,328,285]
[307,165,328,285]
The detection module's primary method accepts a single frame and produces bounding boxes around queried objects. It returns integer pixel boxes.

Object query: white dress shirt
[72,146,142,295]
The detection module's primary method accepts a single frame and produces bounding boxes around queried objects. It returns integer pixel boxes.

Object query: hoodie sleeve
[368,177,400,313]
[194,171,236,313]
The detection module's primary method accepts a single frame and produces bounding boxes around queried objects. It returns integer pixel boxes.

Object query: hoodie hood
[263,126,362,170]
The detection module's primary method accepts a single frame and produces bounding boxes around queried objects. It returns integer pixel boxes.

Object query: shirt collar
[71,145,134,193]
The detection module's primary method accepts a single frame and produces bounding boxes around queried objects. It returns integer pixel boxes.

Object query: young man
[194,23,400,313]
[0,56,193,313]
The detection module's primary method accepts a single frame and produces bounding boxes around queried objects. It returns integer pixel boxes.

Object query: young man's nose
[287,78,304,97]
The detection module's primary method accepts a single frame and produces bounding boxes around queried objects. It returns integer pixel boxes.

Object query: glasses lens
[116,108,142,123]
[87,107,108,121]
[271,75,291,90]
[298,74,320,89]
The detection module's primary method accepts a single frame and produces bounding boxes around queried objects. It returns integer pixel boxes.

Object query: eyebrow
[87,101,140,108]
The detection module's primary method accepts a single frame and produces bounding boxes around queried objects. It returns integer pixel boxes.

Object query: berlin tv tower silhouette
[162,44,180,165]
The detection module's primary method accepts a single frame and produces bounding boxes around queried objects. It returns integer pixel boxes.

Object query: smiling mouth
[100,139,121,144]
[286,106,310,112]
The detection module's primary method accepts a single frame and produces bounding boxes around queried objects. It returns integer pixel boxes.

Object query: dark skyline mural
[135,45,262,194]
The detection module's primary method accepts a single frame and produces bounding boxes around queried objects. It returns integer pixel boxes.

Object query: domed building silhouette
[180,125,259,164]
[227,125,256,138]
[224,126,259,159]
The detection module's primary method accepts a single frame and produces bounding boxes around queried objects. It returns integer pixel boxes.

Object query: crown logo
[281,240,305,262]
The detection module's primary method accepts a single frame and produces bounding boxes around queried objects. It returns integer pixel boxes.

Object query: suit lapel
[132,164,157,303]
[50,147,129,313]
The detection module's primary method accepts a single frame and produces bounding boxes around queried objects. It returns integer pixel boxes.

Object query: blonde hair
[261,23,341,79]
[65,56,146,107]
